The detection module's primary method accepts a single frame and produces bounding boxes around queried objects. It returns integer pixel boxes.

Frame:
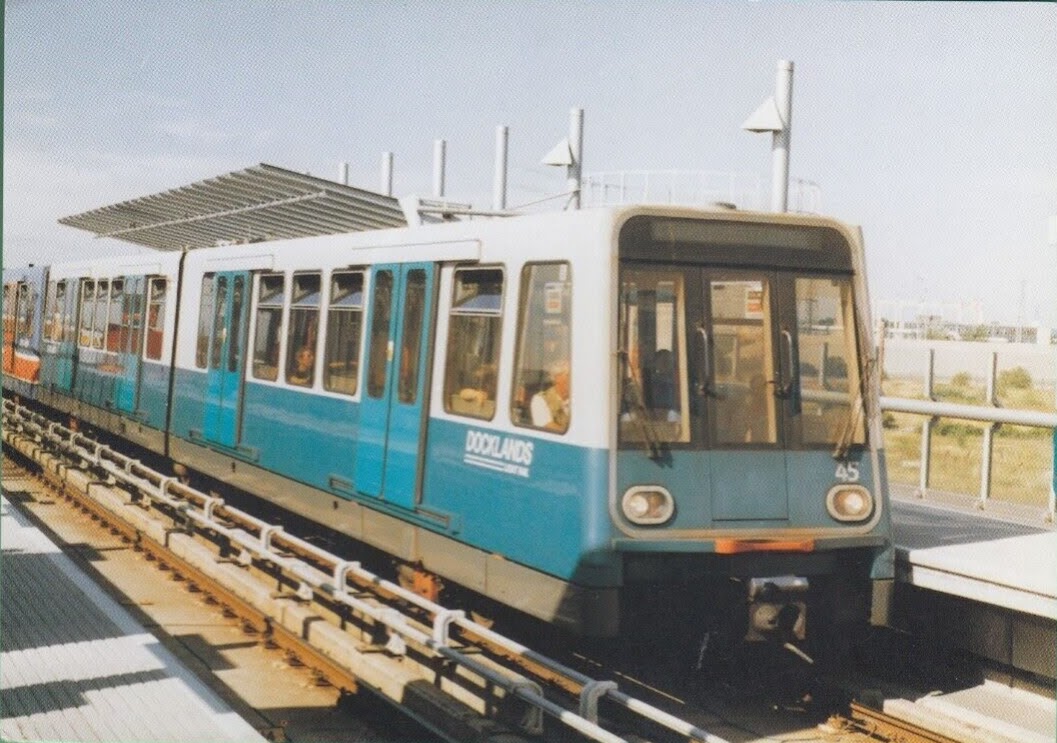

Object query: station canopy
[58,163,408,251]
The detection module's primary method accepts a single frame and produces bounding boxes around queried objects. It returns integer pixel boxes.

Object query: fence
[880,346,1057,521]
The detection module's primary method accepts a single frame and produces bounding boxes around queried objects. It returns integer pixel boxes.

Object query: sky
[4,1,1056,327]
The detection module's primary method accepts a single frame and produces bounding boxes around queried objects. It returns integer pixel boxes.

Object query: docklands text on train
[463,430,534,478]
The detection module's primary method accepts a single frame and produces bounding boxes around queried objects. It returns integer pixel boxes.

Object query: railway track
[835,702,962,743]
[1,398,1020,743]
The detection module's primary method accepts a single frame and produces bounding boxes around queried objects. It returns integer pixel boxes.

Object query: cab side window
[444,267,503,419]
[511,262,571,433]
[323,271,364,395]
[251,274,284,381]
[285,272,321,387]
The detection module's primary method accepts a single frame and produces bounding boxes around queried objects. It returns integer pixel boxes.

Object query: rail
[0,398,728,743]
[582,170,764,210]
[581,170,824,213]
[879,348,1057,521]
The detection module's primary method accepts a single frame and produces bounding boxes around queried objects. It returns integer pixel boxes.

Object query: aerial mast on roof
[742,59,795,213]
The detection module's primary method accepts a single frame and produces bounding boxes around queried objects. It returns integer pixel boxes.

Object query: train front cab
[610,210,893,649]
[2,266,48,401]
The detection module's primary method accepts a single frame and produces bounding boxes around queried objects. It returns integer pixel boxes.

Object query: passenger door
[47,281,77,392]
[355,263,435,508]
[113,276,146,414]
[202,271,250,448]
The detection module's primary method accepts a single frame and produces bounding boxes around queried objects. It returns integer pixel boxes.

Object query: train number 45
[835,462,860,483]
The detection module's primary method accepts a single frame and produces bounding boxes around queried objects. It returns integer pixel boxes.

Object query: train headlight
[826,485,873,522]
[621,486,675,525]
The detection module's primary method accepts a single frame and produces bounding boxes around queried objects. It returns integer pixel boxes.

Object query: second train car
[8,204,893,649]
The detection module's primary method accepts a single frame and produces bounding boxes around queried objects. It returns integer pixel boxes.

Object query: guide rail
[840,701,962,743]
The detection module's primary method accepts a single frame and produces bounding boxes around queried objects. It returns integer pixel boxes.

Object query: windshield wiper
[832,355,871,460]
[619,349,663,459]
[832,393,864,460]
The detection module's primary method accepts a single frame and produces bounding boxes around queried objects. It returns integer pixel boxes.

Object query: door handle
[695,326,715,397]
[774,329,794,398]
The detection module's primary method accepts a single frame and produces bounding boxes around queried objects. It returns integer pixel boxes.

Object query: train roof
[55,160,861,262]
[57,163,408,252]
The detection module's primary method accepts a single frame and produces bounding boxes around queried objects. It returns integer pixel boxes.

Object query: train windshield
[618,221,866,451]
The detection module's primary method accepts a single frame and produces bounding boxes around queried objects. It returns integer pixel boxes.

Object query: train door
[41,280,75,392]
[703,270,791,520]
[113,276,147,414]
[355,263,435,507]
[202,271,250,448]
[59,280,78,391]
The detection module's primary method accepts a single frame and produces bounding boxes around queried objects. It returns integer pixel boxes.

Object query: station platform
[0,495,266,743]
[890,496,1055,620]
[889,493,1056,683]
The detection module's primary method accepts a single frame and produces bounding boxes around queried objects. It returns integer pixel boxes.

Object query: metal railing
[581,170,824,213]
[582,170,764,210]
[879,349,1057,521]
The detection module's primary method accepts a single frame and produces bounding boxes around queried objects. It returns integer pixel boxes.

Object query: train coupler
[745,576,809,646]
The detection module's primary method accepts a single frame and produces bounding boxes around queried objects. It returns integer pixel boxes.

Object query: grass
[881,375,1055,508]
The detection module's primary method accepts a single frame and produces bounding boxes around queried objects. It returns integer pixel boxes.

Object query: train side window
[61,280,76,343]
[511,262,571,434]
[79,279,95,348]
[228,275,246,373]
[366,271,394,399]
[195,274,216,369]
[44,281,61,341]
[15,282,35,342]
[252,273,284,381]
[105,279,125,353]
[55,282,68,342]
[92,279,110,350]
[117,279,144,357]
[397,269,427,404]
[323,271,364,396]
[444,267,504,420]
[2,284,13,343]
[209,276,228,369]
[145,278,167,361]
[285,272,321,387]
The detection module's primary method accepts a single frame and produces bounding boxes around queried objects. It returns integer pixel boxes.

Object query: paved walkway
[0,495,266,743]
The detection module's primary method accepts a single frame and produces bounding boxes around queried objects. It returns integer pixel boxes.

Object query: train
[3,199,893,655]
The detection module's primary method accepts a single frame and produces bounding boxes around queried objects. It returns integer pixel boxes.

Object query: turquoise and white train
[4,203,893,650]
